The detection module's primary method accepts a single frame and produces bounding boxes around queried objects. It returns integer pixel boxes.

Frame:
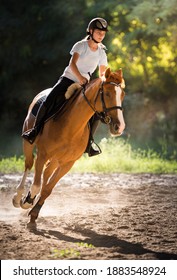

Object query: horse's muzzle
[110,121,125,136]
[110,122,119,136]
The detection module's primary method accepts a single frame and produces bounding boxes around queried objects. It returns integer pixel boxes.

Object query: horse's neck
[65,78,101,132]
[73,79,101,120]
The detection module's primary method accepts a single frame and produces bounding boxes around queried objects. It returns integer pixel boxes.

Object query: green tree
[105,0,177,153]
[0,0,176,157]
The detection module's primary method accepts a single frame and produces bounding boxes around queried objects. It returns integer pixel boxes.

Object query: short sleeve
[70,41,85,56]
[99,48,108,66]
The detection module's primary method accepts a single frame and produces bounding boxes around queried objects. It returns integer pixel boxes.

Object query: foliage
[50,248,80,259]
[0,156,25,173]
[71,138,177,173]
[0,0,177,156]
[76,242,95,248]
[49,242,94,259]
[0,139,176,174]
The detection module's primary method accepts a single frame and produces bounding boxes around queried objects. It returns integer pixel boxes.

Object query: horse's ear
[116,68,123,78]
[121,78,125,88]
[105,68,111,79]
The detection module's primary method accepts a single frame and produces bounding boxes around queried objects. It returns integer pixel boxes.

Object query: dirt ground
[0,172,177,260]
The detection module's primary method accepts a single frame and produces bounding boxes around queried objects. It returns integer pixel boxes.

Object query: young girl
[22,17,108,156]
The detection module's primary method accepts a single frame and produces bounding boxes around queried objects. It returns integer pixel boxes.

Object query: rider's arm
[69,52,88,85]
[99,65,107,78]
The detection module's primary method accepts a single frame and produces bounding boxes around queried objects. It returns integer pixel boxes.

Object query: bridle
[82,81,123,124]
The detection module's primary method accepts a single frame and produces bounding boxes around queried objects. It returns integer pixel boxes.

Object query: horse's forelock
[106,72,122,84]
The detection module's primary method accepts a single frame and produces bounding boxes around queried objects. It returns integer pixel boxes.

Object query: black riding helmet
[87,17,108,34]
[86,18,108,44]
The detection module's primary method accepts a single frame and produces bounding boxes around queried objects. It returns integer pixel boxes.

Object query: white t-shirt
[62,40,108,82]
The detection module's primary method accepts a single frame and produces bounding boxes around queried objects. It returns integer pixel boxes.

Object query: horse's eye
[105,92,110,97]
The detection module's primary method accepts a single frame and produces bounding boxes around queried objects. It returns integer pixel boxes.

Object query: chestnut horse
[12,68,125,228]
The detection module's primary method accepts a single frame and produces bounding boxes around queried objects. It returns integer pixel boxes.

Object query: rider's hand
[79,76,88,86]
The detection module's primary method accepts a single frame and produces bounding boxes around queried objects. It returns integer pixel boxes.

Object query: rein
[82,81,123,124]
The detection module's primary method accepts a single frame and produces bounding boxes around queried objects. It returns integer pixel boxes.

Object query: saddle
[31,83,81,122]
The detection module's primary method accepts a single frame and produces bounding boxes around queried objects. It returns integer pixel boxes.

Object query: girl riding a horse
[22,17,109,157]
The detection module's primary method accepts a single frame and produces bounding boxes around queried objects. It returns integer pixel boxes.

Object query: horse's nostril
[114,123,119,132]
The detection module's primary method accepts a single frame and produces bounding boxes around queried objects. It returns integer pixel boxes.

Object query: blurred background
[0,0,177,159]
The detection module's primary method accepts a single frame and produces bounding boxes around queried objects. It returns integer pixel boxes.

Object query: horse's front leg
[42,159,58,186]
[28,161,75,229]
[20,153,46,209]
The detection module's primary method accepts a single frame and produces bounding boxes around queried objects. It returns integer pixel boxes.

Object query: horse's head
[98,68,126,136]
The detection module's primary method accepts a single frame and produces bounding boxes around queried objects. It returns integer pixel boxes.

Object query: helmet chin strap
[90,31,99,44]
[91,36,99,44]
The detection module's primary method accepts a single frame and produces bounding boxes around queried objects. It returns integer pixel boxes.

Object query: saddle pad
[31,86,81,121]
[31,95,47,117]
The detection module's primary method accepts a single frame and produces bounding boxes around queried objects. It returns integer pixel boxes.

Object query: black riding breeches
[43,76,74,114]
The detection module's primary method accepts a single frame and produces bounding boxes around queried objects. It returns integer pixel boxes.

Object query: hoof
[20,198,33,209]
[27,221,37,231]
[12,193,21,208]
[20,191,37,209]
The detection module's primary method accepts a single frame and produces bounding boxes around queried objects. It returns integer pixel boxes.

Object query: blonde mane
[65,83,81,99]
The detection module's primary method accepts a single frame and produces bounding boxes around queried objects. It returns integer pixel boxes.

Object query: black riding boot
[22,103,47,144]
[85,117,102,157]
[85,137,102,157]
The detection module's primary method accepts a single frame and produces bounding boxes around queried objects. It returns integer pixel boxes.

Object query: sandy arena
[0,172,177,260]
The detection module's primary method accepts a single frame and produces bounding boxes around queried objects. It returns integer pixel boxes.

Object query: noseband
[82,81,123,124]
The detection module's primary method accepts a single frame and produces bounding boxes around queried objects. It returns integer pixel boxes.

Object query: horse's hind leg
[28,161,75,226]
[12,169,29,208]
[12,141,35,208]
[20,150,47,209]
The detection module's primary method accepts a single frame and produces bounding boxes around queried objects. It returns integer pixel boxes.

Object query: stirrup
[87,141,102,157]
